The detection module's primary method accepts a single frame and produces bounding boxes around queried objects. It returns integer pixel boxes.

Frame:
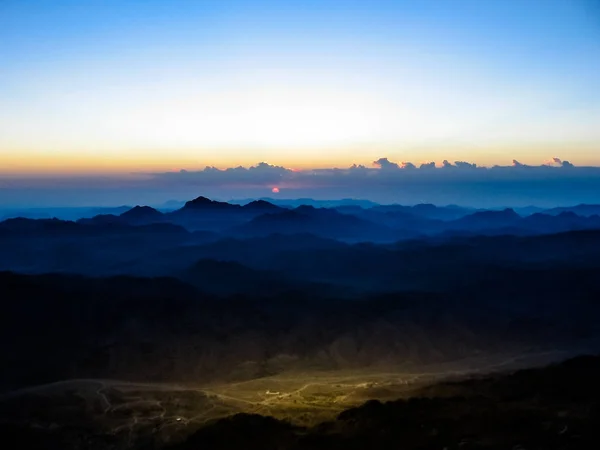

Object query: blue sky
[0,0,599,206]
[1,0,599,172]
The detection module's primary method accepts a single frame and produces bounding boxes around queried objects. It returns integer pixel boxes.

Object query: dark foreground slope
[2,355,600,450]
[2,265,600,392]
[171,355,600,450]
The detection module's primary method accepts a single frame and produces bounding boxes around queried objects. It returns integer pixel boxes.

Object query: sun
[271,187,280,193]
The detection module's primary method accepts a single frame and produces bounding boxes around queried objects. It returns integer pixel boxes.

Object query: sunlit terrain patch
[0,348,587,448]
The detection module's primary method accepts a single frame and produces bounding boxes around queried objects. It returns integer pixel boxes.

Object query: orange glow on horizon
[0,141,599,176]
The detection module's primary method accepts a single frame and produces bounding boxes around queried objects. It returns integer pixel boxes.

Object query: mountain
[0,217,189,239]
[513,205,546,216]
[336,207,441,235]
[179,196,242,211]
[371,203,475,221]
[543,204,600,217]
[440,210,600,236]
[166,196,247,231]
[0,217,82,235]
[447,208,522,231]
[61,197,600,238]
[520,212,600,234]
[0,217,191,275]
[76,214,122,225]
[232,198,379,208]
[180,259,299,296]
[234,206,396,241]
[0,205,132,221]
[156,199,186,210]
[77,206,165,226]
[241,200,283,212]
[119,205,164,224]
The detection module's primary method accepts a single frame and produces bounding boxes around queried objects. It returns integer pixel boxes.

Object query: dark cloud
[454,161,477,169]
[552,157,574,168]
[373,157,399,170]
[248,162,289,174]
[420,162,436,170]
[349,164,368,171]
[442,160,478,169]
[512,159,528,168]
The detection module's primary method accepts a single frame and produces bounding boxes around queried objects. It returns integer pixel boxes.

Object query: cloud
[144,158,600,207]
[454,161,477,169]
[373,157,400,170]
[543,157,575,168]
[441,160,478,169]
[144,156,591,194]
[2,157,597,208]
[248,162,289,174]
[552,157,574,168]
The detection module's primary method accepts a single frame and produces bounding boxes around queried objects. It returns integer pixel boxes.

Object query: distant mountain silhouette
[77,214,122,225]
[241,200,282,212]
[120,205,163,224]
[438,209,600,236]
[233,197,379,208]
[543,204,600,217]
[9,196,600,239]
[338,207,440,235]
[0,217,81,234]
[371,203,475,221]
[87,205,132,216]
[180,196,241,211]
[78,206,165,226]
[447,208,521,231]
[234,206,395,241]
[166,196,267,231]
[0,217,187,238]
[519,212,600,233]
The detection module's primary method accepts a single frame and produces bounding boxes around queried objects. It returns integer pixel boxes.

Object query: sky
[1,0,600,206]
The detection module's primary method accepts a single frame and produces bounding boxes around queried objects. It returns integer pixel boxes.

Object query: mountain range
[3,195,600,449]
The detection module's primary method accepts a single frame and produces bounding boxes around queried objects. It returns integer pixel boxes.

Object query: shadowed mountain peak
[242,200,282,211]
[543,204,600,217]
[182,196,240,210]
[120,205,162,219]
[458,208,520,223]
[469,208,519,218]
[294,205,318,214]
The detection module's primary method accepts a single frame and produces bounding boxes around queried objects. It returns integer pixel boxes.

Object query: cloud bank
[1,157,600,208]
